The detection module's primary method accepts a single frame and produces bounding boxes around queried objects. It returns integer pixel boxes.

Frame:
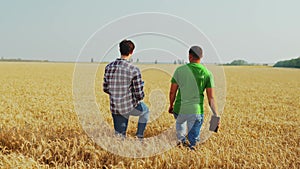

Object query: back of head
[119,39,135,56]
[189,46,203,59]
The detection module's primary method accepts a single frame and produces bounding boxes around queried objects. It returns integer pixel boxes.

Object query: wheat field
[0,62,299,168]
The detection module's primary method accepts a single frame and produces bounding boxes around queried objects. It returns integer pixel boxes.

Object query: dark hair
[189,46,203,59]
[119,39,135,56]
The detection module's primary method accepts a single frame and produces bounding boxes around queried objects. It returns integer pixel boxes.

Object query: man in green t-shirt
[169,46,219,150]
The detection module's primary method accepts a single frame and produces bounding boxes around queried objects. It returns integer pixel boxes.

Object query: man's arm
[206,88,218,116]
[168,83,178,113]
[103,68,110,94]
[132,70,145,101]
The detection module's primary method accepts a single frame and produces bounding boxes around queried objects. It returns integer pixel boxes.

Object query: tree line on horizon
[0,57,48,62]
[223,57,300,68]
[273,57,300,68]
[222,59,265,66]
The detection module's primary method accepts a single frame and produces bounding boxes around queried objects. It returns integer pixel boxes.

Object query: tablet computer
[209,115,220,132]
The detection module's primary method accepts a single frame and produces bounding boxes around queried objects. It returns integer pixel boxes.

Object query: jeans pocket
[195,114,204,125]
[135,102,148,113]
[135,103,143,112]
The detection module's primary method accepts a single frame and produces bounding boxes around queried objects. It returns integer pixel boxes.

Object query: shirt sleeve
[132,68,145,101]
[103,67,110,94]
[205,71,215,88]
[171,69,178,84]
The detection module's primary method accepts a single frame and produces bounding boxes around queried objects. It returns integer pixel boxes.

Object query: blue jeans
[173,113,204,147]
[112,102,149,138]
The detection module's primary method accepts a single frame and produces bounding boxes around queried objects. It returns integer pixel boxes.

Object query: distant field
[0,62,299,168]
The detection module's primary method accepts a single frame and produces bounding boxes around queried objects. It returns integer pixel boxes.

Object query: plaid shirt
[103,58,145,114]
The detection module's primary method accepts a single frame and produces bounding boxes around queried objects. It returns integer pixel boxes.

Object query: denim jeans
[112,102,149,138]
[173,113,204,147]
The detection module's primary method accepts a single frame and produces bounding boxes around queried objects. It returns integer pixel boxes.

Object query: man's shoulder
[122,60,138,71]
[105,60,118,68]
[130,64,140,74]
[186,63,212,77]
[105,59,128,67]
[105,59,139,72]
[175,64,189,71]
[192,64,211,75]
[200,65,211,74]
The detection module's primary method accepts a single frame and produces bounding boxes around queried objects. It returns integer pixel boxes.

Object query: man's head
[119,39,135,56]
[189,46,203,62]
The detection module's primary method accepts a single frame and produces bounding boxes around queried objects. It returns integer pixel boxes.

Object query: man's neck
[190,60,201,64]
[121,55,131,60]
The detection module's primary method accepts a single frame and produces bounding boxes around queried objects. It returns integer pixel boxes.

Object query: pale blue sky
[0,0,299,63]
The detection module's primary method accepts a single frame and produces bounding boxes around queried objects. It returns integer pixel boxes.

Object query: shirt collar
[117,58,130,62]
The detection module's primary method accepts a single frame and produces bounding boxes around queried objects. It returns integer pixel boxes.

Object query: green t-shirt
[171,63,214,114]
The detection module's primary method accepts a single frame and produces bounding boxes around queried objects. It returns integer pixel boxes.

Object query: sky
[0,0,300,63]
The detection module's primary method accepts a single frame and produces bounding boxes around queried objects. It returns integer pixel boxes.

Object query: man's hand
[169,83,178,114]
[168,106,174,114]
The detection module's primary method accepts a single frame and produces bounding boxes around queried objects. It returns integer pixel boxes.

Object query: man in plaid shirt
[103,39,149,139]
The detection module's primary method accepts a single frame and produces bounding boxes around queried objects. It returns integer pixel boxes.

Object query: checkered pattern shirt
[103,58,145,115]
